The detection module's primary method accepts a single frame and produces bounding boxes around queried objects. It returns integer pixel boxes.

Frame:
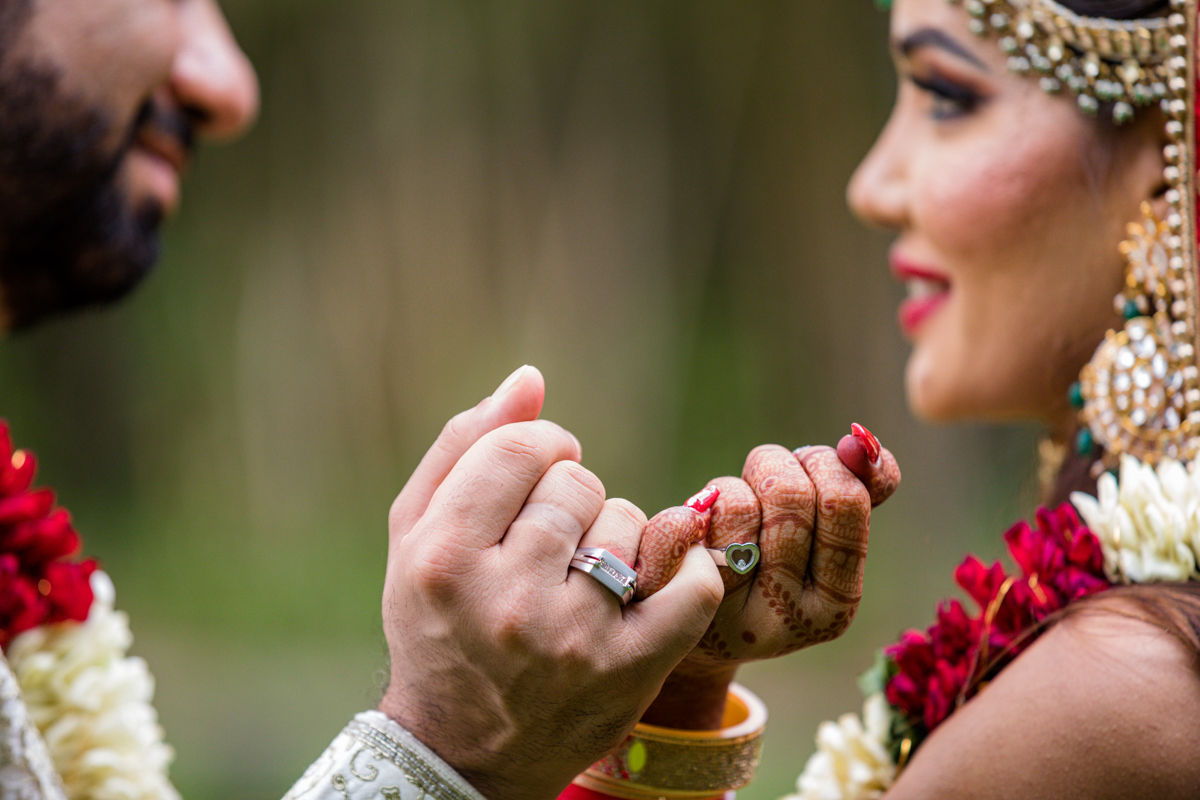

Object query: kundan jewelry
[1076,201,1200,471]
[946,0,1182,124]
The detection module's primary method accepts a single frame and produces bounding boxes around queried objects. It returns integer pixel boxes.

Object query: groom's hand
[379,367,723,800]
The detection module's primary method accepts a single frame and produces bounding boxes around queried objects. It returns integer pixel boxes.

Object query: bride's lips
[891,254,951,337]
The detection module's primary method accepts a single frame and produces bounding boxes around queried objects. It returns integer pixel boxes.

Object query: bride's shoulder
[887,592,1200,800]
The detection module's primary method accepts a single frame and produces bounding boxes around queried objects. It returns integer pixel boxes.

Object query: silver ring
[570,547,637,606]
[707,543,761,575]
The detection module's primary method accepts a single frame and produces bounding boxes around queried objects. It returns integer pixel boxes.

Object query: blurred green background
[0,1,1044,798]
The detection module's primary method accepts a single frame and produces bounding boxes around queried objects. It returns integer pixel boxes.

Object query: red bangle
[558,786,728,800]
[558,786,618,800]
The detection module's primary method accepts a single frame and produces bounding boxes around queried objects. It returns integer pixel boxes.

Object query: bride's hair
[1058,0,1168,17]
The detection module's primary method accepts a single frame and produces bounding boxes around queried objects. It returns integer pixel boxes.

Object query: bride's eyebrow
[896,27,990,71]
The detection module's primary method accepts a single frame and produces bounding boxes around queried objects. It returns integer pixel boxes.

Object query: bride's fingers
[834,424,901,507]
[703,477,761,556]
[795,446,871,639]
[388,366,546,542]
[742,446,815,587]
[633,493,714,601]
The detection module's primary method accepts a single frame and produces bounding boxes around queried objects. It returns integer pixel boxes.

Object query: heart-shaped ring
[707,542,761,575]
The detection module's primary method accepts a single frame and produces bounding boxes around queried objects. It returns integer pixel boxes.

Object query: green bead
[1069,382,1084,409]
[1076,428,1095,456]
[627,739,647,774]
[874,0,893,8]
[1123,300,1141,320]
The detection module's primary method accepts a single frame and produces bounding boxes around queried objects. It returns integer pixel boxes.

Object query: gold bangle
[572,683,767,799]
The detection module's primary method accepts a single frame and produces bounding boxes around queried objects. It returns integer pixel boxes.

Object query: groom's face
[0,0,258,330]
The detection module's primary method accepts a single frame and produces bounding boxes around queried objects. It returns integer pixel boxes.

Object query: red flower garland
[0,422,95,649]
[884,504,1110,740]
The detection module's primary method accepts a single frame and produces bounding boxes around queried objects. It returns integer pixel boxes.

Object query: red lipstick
[890,252,951,337]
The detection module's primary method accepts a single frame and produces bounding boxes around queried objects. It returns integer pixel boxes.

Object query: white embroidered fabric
[0,654,65,800]
[0,659,487,800]
[284,711,488,800]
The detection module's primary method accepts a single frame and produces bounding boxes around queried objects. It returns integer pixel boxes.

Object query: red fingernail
[686,485,720,513]
[851,423,881,464]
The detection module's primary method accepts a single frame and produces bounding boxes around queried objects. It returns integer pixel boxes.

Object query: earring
[1075,202,1200,475]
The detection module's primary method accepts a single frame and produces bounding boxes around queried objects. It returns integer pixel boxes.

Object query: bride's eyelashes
[909,73,983,120]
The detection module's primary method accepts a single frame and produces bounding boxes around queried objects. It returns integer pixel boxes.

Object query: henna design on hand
[696,627,734,661]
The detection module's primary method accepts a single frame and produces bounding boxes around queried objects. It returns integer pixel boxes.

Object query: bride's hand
[379,367,724,800]
[634,428,901,729]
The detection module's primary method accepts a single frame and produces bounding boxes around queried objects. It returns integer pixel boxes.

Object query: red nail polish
[851,423,881,464]
[686,485,720,513]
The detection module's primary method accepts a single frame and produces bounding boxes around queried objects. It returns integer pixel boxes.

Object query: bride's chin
[903,351,990,423]
[904,349,959,422]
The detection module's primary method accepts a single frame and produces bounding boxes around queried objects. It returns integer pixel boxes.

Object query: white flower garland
[1071,454,1200,583]
[786,693,896,800]
[5,572,179,800]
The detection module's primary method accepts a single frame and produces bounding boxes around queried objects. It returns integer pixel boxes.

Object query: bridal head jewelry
[707,543,762,575]
[944,0,1199,474]
[570,547,637,605]
[945,0,1183,125]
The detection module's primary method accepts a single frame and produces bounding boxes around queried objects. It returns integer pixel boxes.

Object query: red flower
[884,503,1112,743]
[0,422,96,649]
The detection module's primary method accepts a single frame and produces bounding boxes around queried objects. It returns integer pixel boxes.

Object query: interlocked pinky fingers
[634,506,707,600]
[575,499,647,573]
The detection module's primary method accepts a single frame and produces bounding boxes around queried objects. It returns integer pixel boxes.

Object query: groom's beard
[0,52,179,330]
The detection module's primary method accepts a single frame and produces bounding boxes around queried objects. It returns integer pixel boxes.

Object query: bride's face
[848,0,1169,424]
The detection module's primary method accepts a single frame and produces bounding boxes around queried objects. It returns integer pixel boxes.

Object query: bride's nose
[847,112,909,232]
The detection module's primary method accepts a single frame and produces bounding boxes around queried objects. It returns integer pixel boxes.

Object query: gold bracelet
[572,683,767,799]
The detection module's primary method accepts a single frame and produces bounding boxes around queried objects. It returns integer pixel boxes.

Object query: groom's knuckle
[607,499,647,530]
[555,461,605,505]
[407,539,466,595]
[488,427,553,480]
[436,409,474,452]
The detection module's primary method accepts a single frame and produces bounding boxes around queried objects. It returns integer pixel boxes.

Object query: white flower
[6,572,180,800]
[1071,454,1200,584]
[782,693,896,800]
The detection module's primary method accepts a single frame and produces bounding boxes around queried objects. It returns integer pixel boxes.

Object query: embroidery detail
[344,721,475,800]
[283,713,485,800]
[0,655,64,800]
[349,749,380,782]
